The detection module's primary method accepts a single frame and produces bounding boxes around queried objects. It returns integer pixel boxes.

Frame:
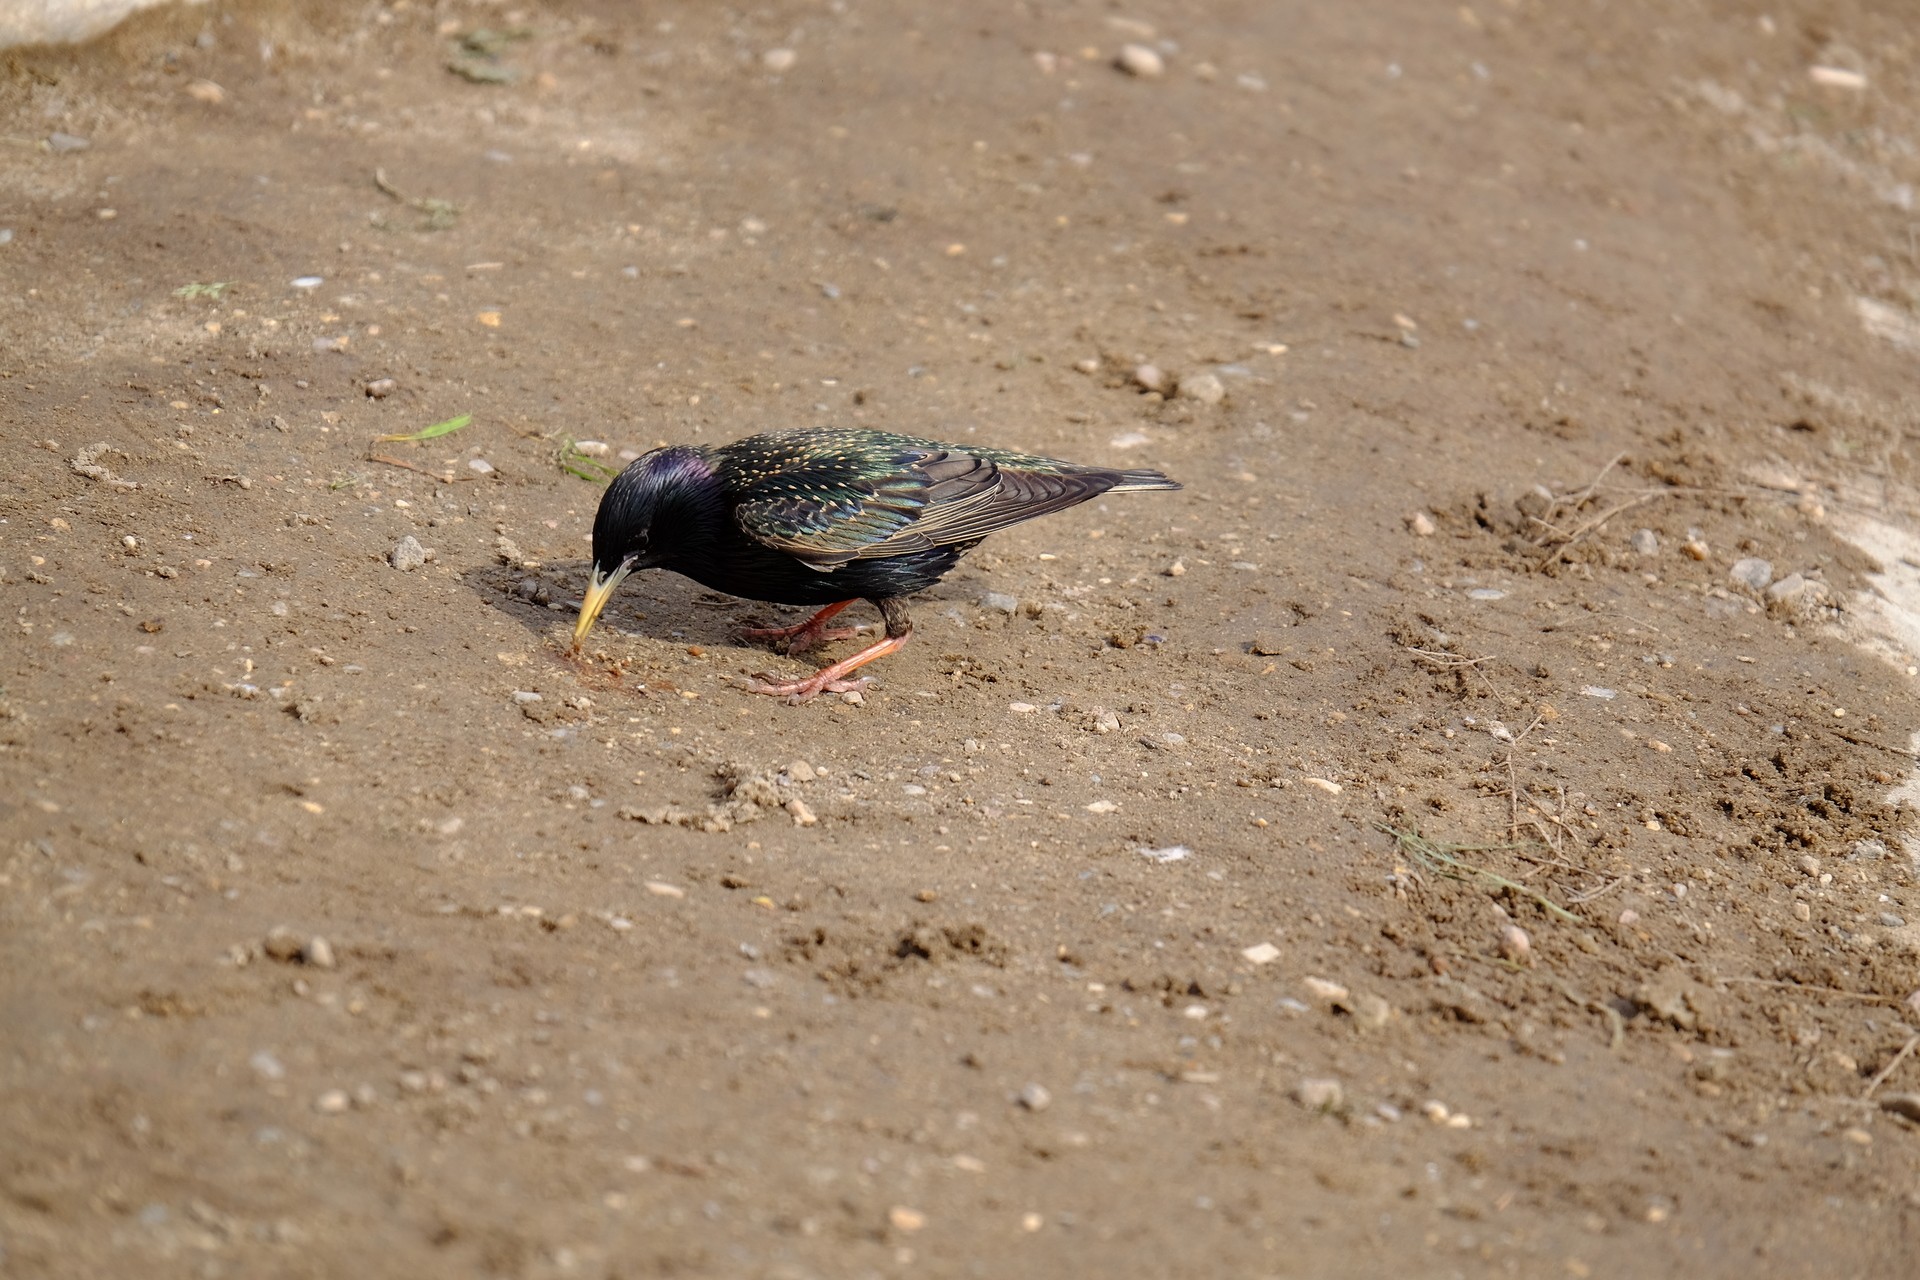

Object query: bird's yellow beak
[571,563,631,649]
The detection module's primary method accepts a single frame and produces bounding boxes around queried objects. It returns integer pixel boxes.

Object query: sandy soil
[5,1,1920,1276]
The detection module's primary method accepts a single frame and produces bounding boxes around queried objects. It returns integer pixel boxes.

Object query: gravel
[1630,528,1659,555]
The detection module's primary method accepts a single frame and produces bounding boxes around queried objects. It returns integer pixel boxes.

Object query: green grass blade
[375,413,472,444]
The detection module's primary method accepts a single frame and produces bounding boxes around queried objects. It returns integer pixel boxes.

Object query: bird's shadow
[464,557,965,670]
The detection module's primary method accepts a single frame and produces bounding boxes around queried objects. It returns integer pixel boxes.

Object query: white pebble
[1406,511,1437,537]
[1132,363,1167,393]
[1176,372,1225,405]
[1116,44,1166,78]
[291,276,324,289]
[1295,1078,1343,1110]
[467,458,496,475]
[1139,844,1190,863]
[1016,1082,1052,1111]
[762,48,797,72]
[572,440,610,456]
[314,1089,350,1114]
[1729,557,1773,591]
[512,690,542,703]
[1241,942,1280,965]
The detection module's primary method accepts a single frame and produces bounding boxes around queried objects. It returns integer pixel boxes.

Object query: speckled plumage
[575,427,1179,700]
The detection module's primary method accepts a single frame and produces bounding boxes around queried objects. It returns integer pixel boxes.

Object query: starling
[571,427,1180,702]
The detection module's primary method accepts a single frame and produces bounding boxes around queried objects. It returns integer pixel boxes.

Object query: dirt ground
[6,0,1920,1275]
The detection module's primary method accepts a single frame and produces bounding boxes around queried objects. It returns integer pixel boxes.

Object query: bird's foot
[745,672,874,704]
[740,620,861,655]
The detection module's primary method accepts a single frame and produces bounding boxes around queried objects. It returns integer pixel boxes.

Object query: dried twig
[1720,977,1903,1005]
[1865,1034,1919,1099]
[1375,823,1579,922]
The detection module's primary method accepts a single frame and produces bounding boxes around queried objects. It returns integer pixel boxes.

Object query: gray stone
[1015,1082,1052,1111]
[388,536,427,572]
[1629,528,1659,555]
[1729,557,1773,591]
[1177,372,1226,405]
[979,591,1019,615]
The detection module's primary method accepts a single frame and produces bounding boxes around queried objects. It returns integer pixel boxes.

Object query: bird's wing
[731,443,1115,571]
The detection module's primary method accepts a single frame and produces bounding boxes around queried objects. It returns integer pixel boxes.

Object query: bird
[571,427,1180,702]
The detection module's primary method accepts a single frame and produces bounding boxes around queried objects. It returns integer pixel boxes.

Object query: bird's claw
[741,624,860,655]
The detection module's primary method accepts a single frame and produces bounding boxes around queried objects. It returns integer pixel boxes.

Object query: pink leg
[741,600,859,654]
[747,631,913,704]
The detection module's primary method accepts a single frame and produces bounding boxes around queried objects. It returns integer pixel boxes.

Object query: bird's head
[571,445,714,648]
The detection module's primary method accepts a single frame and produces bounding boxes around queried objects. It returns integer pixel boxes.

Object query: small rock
[1881,913,1907,929]
[1294,1077,1343,1111]
[1729,557,1773,591]
[388,536,428,572]
[1241,942,1281,965]
[1008,701,1039,715]
[1797,492,1826,521]
[364,378,397,399]
[980,591,1019,614]
[1629,528,1660,555]
[1073,357,1100,374]
[263,927,303,962]
[1350,993,1392,1031]
[1407,511,1437,537]
[303,936,336,969]
[1766,573,1830,618]
[1176,372,1226,405]
[785,797,817,827]
[1138,844,1190,863]
[511,690,542,704]
[250,1050,286,1080]
[1303,976,1349,1002]
[47,131,90,153]
[1164,559,1187,577]
[1016,1082,1052,1112]
[1115,43,1166,78]
[314,1089,350,1114]
[1132,363,1167,393]
[291,276,324,290]
[1084,799,1119,814]
[1682,539,1710,561]
[516,578,541,601]
[1086,706,1121,734]
[573,440,610,456]
[787,760,817,782]
[184,78,225,104]
[762,47,797,72]
[1799,854,1822,876]
[888,1206,927,1233]
[1499,924,1532,966]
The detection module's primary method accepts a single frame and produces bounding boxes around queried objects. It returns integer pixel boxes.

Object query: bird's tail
[1109,468,1182,492]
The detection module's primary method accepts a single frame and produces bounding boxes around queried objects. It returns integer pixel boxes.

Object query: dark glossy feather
[716,428,1177,571]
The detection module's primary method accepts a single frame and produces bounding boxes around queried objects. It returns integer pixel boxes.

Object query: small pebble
[303,936,336,969]
[1792,901,1811,921]
[1729,557,1773,591]
[1087,707,1121,734]
[1303,977,1349,1002]
[1294,1078,1343,1110]
[1073,357,1100,374]
[573,440,611,456]
[1139,844,1190,863]
[1084,799,1119,814]
[364,378,397,399]
[644,881,686,898]
[1008,701,1039,715]
[48,131,91,152]
[263,927,302,962]
[1241,942,1281,965]
[762,48,797,72]
[786,797,818,827]
[512,690,542,704]
[250,1050,286,1081]
[388,536,428,572]
[1407,511,1437,537]
[1132,363,1167,393]
[184,79,226,104]
[1016,1082,1052,1111]
[467,458,495,475]
[788,760,817,782]
[1176,372,1225,405]
[1629,528,1659,555]
[1682,539,1710,561]
[291,276,323,289]
[888,1206,927,1233]
[1351,993,1392,1030]
[314,1089,350,1115]
[1499,924,1533,966]
[1163,559,1187,577]
[1116,44,1166,78]
[1880,913,1906,929]
[980,591,1019,614]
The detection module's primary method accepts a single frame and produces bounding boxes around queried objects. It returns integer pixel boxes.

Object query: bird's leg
[739,599,859,654]
[747,598,913,704]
